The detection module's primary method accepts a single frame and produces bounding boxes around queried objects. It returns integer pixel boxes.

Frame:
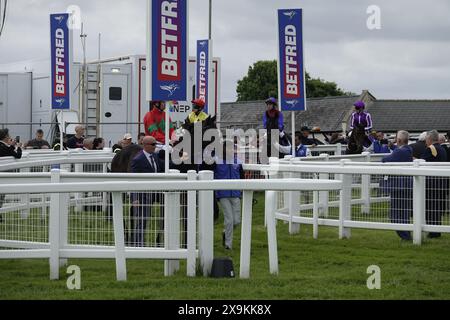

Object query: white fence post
[265,190,279,275]
[186,171,197,277]
[74,163,83,212]
[361,152,371,214]
[339,161,352,239]
[19,167,30,219]
[112,191,127,281]
[313,191,319,239]
[59,191,69,267]
[413,161,425,245]
[102,163,108,213]
[49,169,61,280]
[198,170,214,277]
[164,170,181,276]
[264,168,278,228]
[240,190,254,279]
[318,154,330,218]
[336,143,342,156]
[288,171,300,234]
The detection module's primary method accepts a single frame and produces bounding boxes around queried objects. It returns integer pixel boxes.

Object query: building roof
[220,95,360,132]
[367,100,450,132]
[220,91,450,134]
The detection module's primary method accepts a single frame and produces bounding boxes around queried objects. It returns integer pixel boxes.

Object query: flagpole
[292,112,295,157]
[60,110,64,153]
[165,102,170,173]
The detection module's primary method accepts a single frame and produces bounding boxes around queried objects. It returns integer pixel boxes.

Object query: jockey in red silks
[350,101,373,133]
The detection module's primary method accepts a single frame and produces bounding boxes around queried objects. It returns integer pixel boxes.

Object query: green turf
[1,192,450,300]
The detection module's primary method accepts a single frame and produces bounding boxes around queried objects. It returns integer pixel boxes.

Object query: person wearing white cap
[122,133,133,148]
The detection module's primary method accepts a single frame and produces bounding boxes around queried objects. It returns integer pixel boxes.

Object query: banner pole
[60,110,64,153]
[165,102,170,173]
[291,111,295,157]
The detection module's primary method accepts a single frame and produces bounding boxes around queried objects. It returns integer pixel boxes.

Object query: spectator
[372,131,391,154]
[93,137,105,150]
[67,126,85,149]
[299,126,320,146]
[83,138,94,150]
[24,129,51,149]
[122,133,133,148]
[439,134,450,161]
[421,130,448,239]
[329,132,346,145]
[137,133,146,146]
[0,128,22,223]
[275,131,311,157]
[215,140,244,250]
[410,131,427,159]
[381,130,413,240]
[130,136,164,247]
[0,128,22,159]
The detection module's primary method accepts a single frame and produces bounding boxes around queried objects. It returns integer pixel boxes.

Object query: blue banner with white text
[196,39,211,114]
[50,13,71,110]
[278,9,306,111]
[148,0,188,101]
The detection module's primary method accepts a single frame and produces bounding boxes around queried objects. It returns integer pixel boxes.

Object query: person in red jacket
[143,100,175,144]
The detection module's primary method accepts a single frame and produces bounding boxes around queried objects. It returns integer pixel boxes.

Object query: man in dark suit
[422,130,448,238]
[0,129,22,223]
[410,132,427,159]
[130,136,165,247]
[382,131,413,240]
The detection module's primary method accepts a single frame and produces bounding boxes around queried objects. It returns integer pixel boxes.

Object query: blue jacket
[295,144,309,157]
[214,158,243,199]
[382,145,413,163]
[373,140,390,154]
[381,145,413,194]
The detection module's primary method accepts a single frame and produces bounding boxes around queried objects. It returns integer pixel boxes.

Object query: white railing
[0,165,342,280]
[244,157,450,246]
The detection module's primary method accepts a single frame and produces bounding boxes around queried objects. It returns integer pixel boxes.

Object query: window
[109,87,122,101]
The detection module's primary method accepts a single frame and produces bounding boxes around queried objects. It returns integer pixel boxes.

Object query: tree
[236,60,278,101]
[236,60,349,101]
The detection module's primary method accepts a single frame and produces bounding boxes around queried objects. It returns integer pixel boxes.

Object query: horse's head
[111,144,143,173]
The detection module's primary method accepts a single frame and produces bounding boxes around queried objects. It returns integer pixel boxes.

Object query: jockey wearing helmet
[350,101,373,133]
[186,98,209,124]
[143,100,175,144]
[263,97,285,133]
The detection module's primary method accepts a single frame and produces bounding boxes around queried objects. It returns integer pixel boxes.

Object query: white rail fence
[244,157,450,245]
[0,153,342,280]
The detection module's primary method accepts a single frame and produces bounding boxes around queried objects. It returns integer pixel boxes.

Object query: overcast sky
[1,0,449,102]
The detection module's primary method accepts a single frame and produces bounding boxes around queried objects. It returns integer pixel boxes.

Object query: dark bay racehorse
[346,125,372,154]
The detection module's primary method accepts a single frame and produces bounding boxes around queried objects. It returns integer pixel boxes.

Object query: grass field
[1,192,450,300]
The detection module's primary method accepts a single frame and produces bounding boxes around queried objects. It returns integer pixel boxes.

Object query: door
[100,65,131,147]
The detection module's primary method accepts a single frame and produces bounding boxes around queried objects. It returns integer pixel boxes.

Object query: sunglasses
[145,142,157,146]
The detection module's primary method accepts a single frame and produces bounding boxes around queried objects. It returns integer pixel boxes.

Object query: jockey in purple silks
[350,101,373,133]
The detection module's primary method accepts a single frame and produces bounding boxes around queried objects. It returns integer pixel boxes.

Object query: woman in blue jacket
[214,141,245,250]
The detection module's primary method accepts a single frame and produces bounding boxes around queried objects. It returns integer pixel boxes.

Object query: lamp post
[208,0,212,40]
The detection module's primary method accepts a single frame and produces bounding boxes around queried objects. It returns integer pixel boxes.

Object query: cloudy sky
[1,0,449,102]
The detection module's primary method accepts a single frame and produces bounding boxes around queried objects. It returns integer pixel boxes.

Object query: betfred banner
[50,13,71,110]
[277,9,306,111]
[196,39,212,114]
[147,0,188,102]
